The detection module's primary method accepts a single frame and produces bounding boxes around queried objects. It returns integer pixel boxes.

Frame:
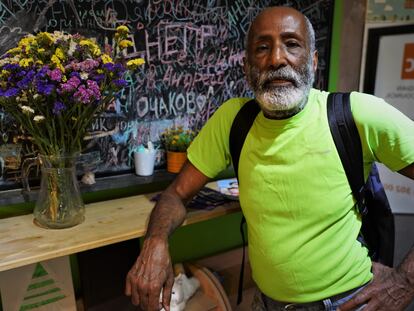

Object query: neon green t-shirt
[187,89,414,302]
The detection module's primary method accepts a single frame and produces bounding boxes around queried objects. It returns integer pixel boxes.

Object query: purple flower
[16,70,35,89]
[90,73,105,83]
[2,63,20,71]
[79,59,99,71]
[69,72,81,78]
[74,85,91,104]
[35,66,49,79]
[73,80,101,104]
[112,79,128,88]
[17,77,31,89]
[88,82,101,101]
[60,76,81,93]
[0,88,19,97]
[103,63,115,71]
[48,69,62,82]
[53,101,66,115]
[36,81,55,95]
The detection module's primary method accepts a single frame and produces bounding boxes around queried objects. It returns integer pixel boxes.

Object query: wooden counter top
[0,185,240,272]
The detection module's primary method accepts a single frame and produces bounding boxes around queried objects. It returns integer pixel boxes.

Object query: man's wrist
[144,232,169,244]
[396,248,414,289]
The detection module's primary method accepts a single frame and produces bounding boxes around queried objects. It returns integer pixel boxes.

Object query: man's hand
[125,237,174,311]
[338,262,414,311]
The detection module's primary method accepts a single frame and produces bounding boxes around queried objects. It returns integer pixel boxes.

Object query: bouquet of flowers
[160,126,196,152]
[0,26,144,157]
[0,26,144,228]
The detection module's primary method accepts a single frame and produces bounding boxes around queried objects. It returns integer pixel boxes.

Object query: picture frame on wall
[361,23,414,214]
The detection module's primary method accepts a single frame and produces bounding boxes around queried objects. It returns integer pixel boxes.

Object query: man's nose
[268,46,288,69]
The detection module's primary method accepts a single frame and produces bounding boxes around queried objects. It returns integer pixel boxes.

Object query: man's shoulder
[212,97,252,118]
[220,97,252,109]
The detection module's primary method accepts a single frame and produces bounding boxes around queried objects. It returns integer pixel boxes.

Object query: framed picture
[361,24,414,214]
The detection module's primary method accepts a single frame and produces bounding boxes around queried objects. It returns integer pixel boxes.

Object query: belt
[262,283,367,311]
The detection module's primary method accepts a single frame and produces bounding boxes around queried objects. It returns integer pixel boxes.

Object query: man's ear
[312,50,318,73]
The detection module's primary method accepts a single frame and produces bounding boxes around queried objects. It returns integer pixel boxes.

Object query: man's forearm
[145,189,187,241]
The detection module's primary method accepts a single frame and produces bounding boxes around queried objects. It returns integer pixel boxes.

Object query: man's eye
[286,41,300,48]
[256,45,269,52]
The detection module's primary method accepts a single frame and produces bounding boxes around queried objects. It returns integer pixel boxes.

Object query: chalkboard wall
[0,0,334,189]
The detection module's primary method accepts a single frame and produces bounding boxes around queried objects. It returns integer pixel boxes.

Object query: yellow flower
[126,58,145,70]
[18,36,35,48]
[51,55,60,65]
[79,39,102,57]
[92,47,101,57]
[1,70,9,78]
[36,32,54,46]
[19,58,33,67]
[101,54,113,64]
[62,75,67,82]
[37,48,46,54]
[7,47,21,54]
[119,40,133,49]
[79,39,93,47]
[116,25,129,34]
[51,55,65,72]
[55,47,65,60]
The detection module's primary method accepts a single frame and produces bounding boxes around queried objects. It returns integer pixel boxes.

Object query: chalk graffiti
[0,0,334,188]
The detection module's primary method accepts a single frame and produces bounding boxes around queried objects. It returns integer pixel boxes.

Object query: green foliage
[160,126,196,152]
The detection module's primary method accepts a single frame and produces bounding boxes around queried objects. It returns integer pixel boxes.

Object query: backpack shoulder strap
[327,92,366,209]
[229,99,261,179]
[229,99,259,305]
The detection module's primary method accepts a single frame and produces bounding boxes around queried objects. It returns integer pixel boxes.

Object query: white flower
[80,72,89,80]
[33,94,40,100]
[20,105,34,114]
[68,39,77,57]
[33,115,45,122]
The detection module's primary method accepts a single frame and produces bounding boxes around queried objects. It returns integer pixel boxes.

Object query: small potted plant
[160,126,196,173]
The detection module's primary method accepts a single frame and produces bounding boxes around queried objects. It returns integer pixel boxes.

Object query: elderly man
[125,6,414,311]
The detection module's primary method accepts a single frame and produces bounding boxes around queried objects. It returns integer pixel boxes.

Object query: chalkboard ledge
[0,170,176,208]
[0,167,235,209]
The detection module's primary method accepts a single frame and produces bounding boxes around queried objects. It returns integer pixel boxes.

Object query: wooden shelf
[0,183,240,272]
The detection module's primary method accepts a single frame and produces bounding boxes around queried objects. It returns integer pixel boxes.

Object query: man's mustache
[258,67,301,89]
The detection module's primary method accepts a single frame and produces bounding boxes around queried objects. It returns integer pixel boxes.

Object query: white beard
[256,84,309,115]
[246,57,315,118]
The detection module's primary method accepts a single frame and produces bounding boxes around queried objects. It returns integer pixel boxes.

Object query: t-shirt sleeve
[187,98,248,178]
[351,91,414,171]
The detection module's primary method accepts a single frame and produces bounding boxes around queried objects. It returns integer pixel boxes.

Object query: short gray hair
[304,15,316,53]
[245,11,317,54]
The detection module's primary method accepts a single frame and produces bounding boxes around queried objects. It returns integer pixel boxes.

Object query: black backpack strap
[229,99,260,305]
[237,216,246,305]
[229,99,261,179]
[327,92,366,214]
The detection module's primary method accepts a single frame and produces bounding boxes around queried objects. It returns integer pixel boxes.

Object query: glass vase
[33,154,85,229]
